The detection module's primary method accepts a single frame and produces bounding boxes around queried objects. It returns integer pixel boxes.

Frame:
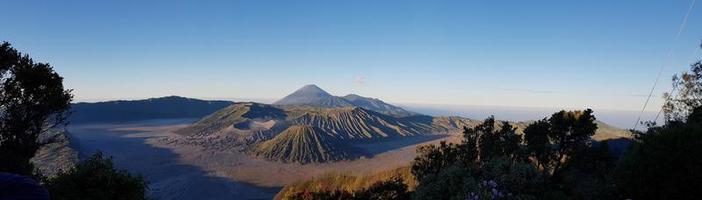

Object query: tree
[523,119,554,175]
[44,152,149,200]
[0,42,73,176]
[465,116,523,162]
[411,116,561,200]
[559,143,617,199]
[411,142,467,183]
[616,119,702,200]
[412,158,543,200]
[662,43,702,122]
[523,109,597,177]
[412,110,603,200]
[613,42,702,199]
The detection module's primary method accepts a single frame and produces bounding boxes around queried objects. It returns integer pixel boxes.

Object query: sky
[3,0,702,115]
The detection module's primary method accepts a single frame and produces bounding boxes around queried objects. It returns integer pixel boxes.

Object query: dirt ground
[68,119,460,200]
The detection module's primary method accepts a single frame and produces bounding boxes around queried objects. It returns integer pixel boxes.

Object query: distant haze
[400,103,661,130]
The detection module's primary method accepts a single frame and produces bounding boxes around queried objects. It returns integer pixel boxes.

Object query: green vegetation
[616,113,702,199]
[283,43,702,199]
[45,152,148,200]
[615,48,702,199]
[284,108,656,199]
[0,42,148,200]
[0,41,73,176]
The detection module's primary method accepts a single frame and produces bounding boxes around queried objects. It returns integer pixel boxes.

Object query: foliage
[468,117,525,162]
[523,109,598,177]
[411,142,470,183]
[44,152,148,200]
[662,43,702,122]
[558,143,618,199]
[616,111,702,199]
[615,44,702,199]
[0,42,73,176]
[413,159,542,200]
[411,109,606,200]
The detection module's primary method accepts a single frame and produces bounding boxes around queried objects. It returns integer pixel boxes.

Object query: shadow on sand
[68,121,280,200]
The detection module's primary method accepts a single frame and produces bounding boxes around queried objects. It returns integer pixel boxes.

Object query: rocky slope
[175,85,632,164]
[250,125,363,164]
[31,130,78,177]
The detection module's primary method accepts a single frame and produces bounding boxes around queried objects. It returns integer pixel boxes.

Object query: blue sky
[3,0,701,113]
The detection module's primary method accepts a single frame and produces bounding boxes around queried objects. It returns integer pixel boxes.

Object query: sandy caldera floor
[69,119,459,200]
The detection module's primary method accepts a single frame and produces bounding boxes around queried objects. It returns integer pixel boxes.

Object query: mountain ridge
[275,84,417,117]
[70,96,233,124]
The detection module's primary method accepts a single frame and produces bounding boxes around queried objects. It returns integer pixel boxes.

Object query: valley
[59,84,632,199]
[67,119,456,199]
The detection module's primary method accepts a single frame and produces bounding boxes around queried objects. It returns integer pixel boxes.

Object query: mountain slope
[250,125,363,164]
[292,107,432,140]
[274,84,353,108]
[70,96,232,124]
[175,102,287,138]
[342,94,416,117]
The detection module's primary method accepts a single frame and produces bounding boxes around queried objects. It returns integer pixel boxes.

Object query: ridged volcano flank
[175,102,287,136]
[293,107,431,139]
[274,84,353,108]
[342,94,416,117]
[251,125,361,164]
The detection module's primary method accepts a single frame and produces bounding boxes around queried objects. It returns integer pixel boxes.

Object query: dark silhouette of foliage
[411,142,468,183]
[411,109,606,200]
[662,43,702,122]
[462,116,525,163]
[523,119,554,175]
[559,143,618,199]
[45,152,148,200]
[0,42,73,176]
[616,108,702,200]
[523,109,597,178]
[614,42,702,199]
[412,158,543,200]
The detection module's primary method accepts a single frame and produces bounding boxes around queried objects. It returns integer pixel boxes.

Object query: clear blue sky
[3,0,701,112]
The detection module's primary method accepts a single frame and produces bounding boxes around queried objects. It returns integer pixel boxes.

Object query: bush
[616,122,702,200]
[44,152,148,200]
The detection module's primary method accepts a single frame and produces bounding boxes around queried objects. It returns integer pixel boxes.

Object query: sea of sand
[68,119,457,200]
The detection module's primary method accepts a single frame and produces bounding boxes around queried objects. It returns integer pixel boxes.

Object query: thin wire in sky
[633,0,697,130]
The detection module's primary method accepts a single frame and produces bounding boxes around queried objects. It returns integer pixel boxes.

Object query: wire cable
[633,0,697,130]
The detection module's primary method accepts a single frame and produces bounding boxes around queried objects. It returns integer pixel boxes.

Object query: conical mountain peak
[295,84,331,97]
[274,85,351,107]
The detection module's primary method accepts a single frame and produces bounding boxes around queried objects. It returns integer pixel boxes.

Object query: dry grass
[274,166,417,200]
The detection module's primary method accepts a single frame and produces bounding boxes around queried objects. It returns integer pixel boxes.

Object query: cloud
[355,76,367,87]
